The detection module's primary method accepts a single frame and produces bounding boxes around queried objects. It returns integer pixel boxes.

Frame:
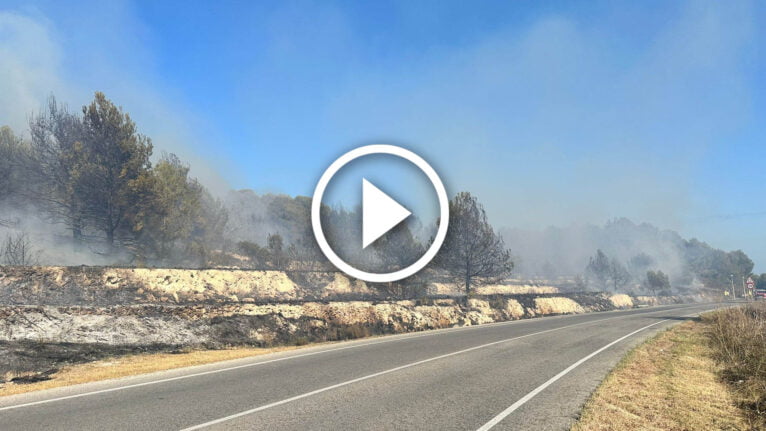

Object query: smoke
[321,0,758,265]
[0,207,127,266]
[0,6,234,195]
[0,1,761,272]
[501,218,701,292]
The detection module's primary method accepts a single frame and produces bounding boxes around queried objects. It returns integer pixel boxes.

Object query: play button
[311,144,449,283]
[362,178,411,249]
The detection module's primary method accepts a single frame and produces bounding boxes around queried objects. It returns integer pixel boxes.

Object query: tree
[585,249,611,290]
[133,153,202,263]
[237,240,269,268]
[1,233,40,266]
[79,92,153,250]
[609,258,631,291]
[0,126,25,201]
[435,192,513,295]
[267,233,285,270]
[682,239,755,291]
[372,222,424,271]
[645,270,671,296]
[186,189,228,266]
[0,126,30,227]
[27,96,87,241]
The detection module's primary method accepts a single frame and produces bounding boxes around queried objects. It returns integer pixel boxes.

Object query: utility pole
[730,274,736,299]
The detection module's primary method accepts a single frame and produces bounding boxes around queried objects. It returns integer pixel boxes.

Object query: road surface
[0,302,723,430]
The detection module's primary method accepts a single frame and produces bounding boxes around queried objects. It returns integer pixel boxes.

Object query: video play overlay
[312,145,447,281]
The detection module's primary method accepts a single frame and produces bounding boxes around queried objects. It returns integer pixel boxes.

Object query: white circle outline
[311,144,449,283]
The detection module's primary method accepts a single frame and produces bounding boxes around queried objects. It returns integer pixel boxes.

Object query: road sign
[747,277,755,289]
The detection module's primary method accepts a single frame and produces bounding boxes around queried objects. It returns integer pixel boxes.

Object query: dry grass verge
[0,345,304,397]
[702,303,766,427]
[573,320,750,430]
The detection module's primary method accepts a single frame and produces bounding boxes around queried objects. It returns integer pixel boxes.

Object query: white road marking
[0,304,701,414]
[475,308,715,430]
[177,305,710,431]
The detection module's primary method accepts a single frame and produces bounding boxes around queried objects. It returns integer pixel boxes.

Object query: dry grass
[702,303,766,427]
[534,297,585,315]
[573,320,750,431]
[475,284,559,295]
[0,345,304,397]
[608,294,633,309]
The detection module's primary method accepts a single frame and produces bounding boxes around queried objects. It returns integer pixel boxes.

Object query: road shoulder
[572,318,749,430]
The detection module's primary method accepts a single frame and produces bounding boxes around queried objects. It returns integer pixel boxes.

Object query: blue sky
[1,0,765,269]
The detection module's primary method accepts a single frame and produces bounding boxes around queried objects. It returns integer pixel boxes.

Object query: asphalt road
[0,302,725,430]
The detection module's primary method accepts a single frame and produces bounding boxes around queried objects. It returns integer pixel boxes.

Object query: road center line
[474,308,715,430]
[177,305,709,431]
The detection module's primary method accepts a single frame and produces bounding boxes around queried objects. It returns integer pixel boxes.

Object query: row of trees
[10,93,749,297]
[584,245,755,295]
[584,249,668,294]
[2,93,515,295]
[232,192,515,296]
[0,94,227,266]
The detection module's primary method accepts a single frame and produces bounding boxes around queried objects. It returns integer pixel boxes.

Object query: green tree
[682,239,754,291]
[435,192,513,295]
[645,270,671,296]
[133,153,203,263]
[80,92,153,250]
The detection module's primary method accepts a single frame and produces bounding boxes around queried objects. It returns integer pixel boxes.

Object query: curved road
[0,302,723,430]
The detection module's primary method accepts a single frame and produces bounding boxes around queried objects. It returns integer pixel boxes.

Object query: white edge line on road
[474,308,713,431]
[0,303,702,414]
[177,305,712,431]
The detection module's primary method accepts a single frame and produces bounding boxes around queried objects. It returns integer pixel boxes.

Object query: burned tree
[267,233,285,269]
[1,233,40,266]
[436,192,513,296]
[27,97,87,241]
[609,258,631,291]
[585,249,611,290]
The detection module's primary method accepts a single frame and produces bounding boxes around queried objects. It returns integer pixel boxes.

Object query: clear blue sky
[1,0,765,269]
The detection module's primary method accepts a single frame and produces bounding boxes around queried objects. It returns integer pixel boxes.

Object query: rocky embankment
[0,295,634,346]
[0,266,707,383]
[0,266,373,304]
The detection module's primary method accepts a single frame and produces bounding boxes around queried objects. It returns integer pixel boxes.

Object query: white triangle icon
[362,178,412,249]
